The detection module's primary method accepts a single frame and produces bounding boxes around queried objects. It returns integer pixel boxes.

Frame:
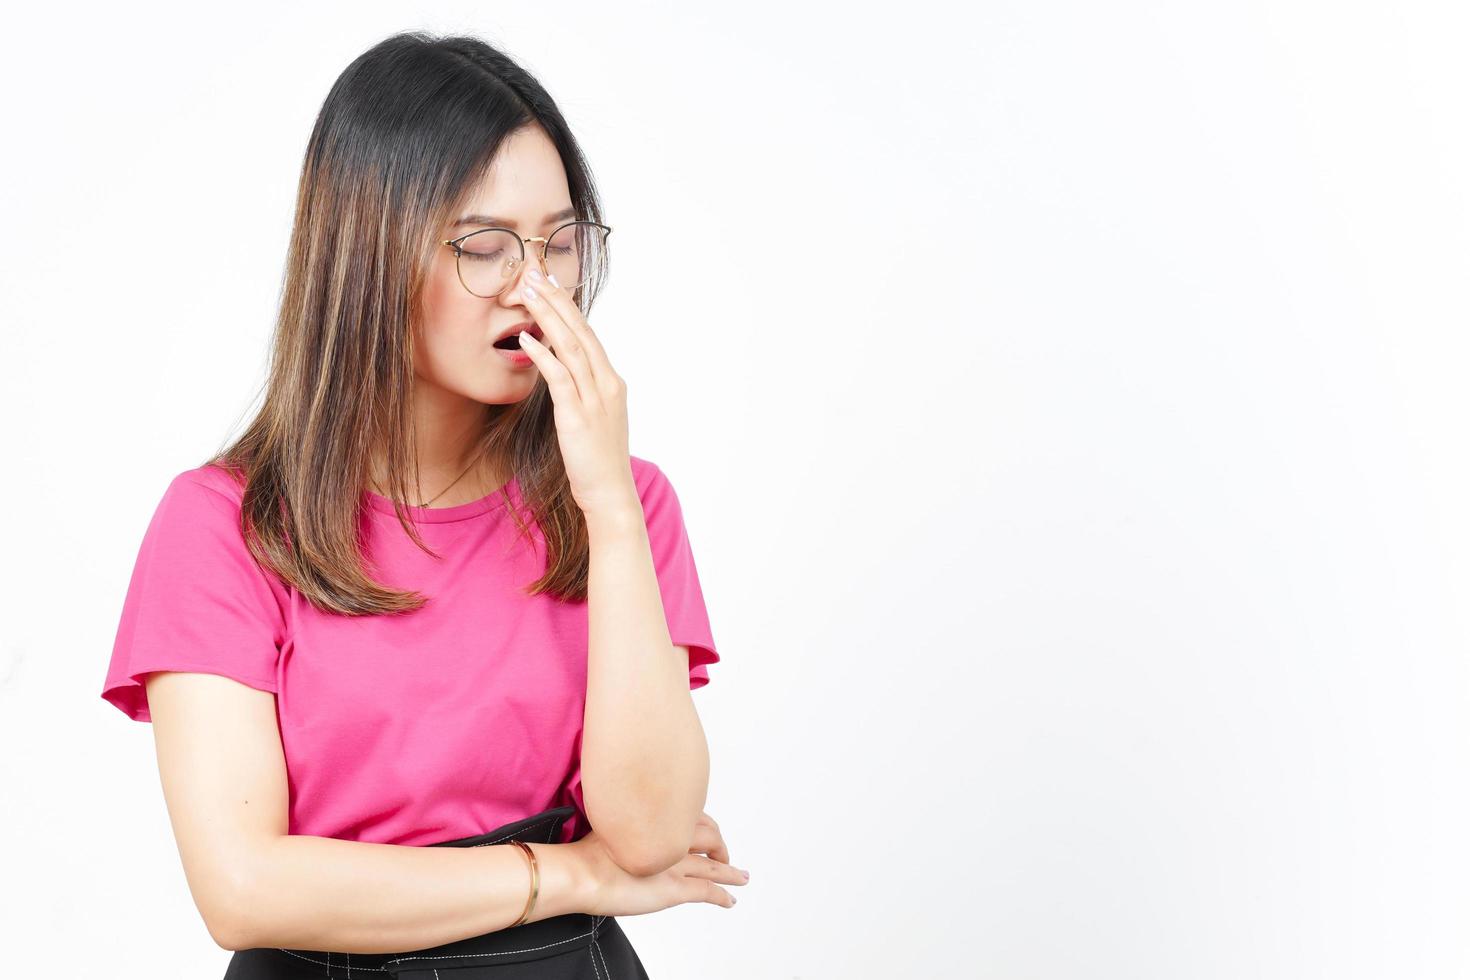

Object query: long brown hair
[202,31,610,615]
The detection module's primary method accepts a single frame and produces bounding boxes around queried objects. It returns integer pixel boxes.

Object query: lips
[492,321,543,350]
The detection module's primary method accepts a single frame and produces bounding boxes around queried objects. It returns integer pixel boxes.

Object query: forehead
[455,126,572,228]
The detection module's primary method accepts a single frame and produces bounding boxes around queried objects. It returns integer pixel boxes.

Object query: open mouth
[492,334,523,350]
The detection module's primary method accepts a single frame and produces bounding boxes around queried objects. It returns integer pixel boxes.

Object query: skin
[144,124,747,952]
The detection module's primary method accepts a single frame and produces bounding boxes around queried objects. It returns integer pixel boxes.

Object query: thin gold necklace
[374,456,482,508]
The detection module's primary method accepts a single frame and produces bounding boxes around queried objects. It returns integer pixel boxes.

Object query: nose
[495,249,548,309]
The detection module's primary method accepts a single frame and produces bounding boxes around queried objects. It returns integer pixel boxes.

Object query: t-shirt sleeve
[100,471,287,723]
[635,459,721,690]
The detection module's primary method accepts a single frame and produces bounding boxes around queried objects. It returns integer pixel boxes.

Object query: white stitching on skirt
[273,949,388,972]
[589,942,604,980]
[590,914,613,979]
[594,933,612,979]
[274,922,597,970]
[468,815,558,847]
[382,923,598,966]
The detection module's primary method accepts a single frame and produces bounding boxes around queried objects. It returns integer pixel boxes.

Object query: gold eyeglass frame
[441,219,613,298]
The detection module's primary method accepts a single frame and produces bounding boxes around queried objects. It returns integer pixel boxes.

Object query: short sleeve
[100,470,287,723]
[633,458,721,690]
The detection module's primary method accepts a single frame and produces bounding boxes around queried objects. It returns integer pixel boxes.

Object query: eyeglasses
[441,220,613,298]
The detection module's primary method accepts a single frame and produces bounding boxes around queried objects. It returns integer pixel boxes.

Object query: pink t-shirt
[101,455,719,846]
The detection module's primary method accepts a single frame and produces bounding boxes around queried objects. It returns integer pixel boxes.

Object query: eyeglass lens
[456,222,608,298]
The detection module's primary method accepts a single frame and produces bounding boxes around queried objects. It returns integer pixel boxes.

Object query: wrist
[582,496,645,537]
[528,841,601,919]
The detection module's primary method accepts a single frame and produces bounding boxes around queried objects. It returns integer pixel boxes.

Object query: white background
[2,1,1467,977]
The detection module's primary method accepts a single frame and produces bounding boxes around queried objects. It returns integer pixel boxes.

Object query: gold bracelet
[507,839,539,927]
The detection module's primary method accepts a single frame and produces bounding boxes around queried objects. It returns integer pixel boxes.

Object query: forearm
[581,504,711,875]
[223,835,592,953]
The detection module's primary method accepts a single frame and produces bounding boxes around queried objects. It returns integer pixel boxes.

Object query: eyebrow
[452,206,578,229]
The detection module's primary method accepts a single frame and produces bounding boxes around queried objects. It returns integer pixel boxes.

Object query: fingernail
[528,268,543,281]
[520,331,538,345]
[741,870,750,879]
[522,285,536,300]
[547,273,561,288]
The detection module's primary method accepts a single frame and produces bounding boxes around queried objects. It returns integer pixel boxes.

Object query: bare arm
[580,504,711,877]
[145,671,595,952]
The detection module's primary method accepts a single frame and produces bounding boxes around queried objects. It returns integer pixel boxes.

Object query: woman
[100,30,746,978]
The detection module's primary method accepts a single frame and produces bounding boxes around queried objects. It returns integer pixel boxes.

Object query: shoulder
[180,461,249,502]
[148,462,249,525]
[137,463,290,598]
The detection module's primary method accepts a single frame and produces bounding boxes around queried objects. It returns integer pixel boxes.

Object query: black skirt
[224,806,650,979]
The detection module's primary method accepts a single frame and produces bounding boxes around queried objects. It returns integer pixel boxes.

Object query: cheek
[422,255,474,330]
[418,261,486,367]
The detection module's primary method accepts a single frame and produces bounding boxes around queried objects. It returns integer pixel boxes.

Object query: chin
[471,380,537,405]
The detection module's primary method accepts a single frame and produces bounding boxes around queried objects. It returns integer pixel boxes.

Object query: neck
[368,385,520,506]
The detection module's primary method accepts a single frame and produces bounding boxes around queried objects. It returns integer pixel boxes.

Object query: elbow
[196,864,263,952]
[583,768,707,876]
[600,827,693,878]
[608,843,687,878]
[202,901,252,952]
[207,916,250,953]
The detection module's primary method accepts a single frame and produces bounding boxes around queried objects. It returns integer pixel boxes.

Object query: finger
[534,271,620,400]
[531,271,622,399]
[691,822,731,866]
[536,270,604,350]
[697,853,749,887]
[517,331,581,405]
[677,850,748,890]
[521,281,597,405]
[675,858,741,908]
[685,879,736,909]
